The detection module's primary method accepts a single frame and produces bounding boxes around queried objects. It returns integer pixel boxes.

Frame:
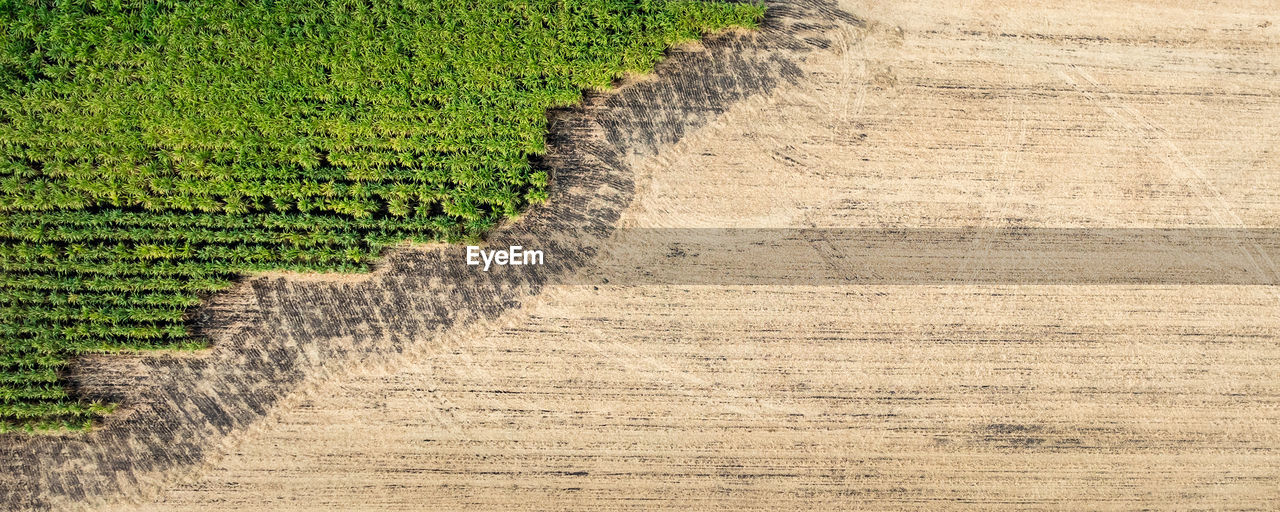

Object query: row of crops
[0,0,763,431]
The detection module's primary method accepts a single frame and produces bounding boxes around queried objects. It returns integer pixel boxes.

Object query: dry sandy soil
[6,0,1280,509]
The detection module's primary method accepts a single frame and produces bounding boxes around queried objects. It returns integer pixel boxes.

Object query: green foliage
[0,0,765,430]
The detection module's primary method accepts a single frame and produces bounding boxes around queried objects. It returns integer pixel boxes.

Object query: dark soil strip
[0,2,860,509]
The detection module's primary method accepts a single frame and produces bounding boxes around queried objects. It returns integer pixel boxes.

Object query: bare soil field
[5,0,1279,509]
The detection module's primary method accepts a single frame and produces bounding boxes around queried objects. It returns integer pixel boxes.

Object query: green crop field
[0,0,762,432]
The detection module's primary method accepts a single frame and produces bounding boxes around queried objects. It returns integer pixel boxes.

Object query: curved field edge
[0,1,858,509]
[0,0,765,431]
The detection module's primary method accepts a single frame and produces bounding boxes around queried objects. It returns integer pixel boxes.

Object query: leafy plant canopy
[0,0,763,431]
